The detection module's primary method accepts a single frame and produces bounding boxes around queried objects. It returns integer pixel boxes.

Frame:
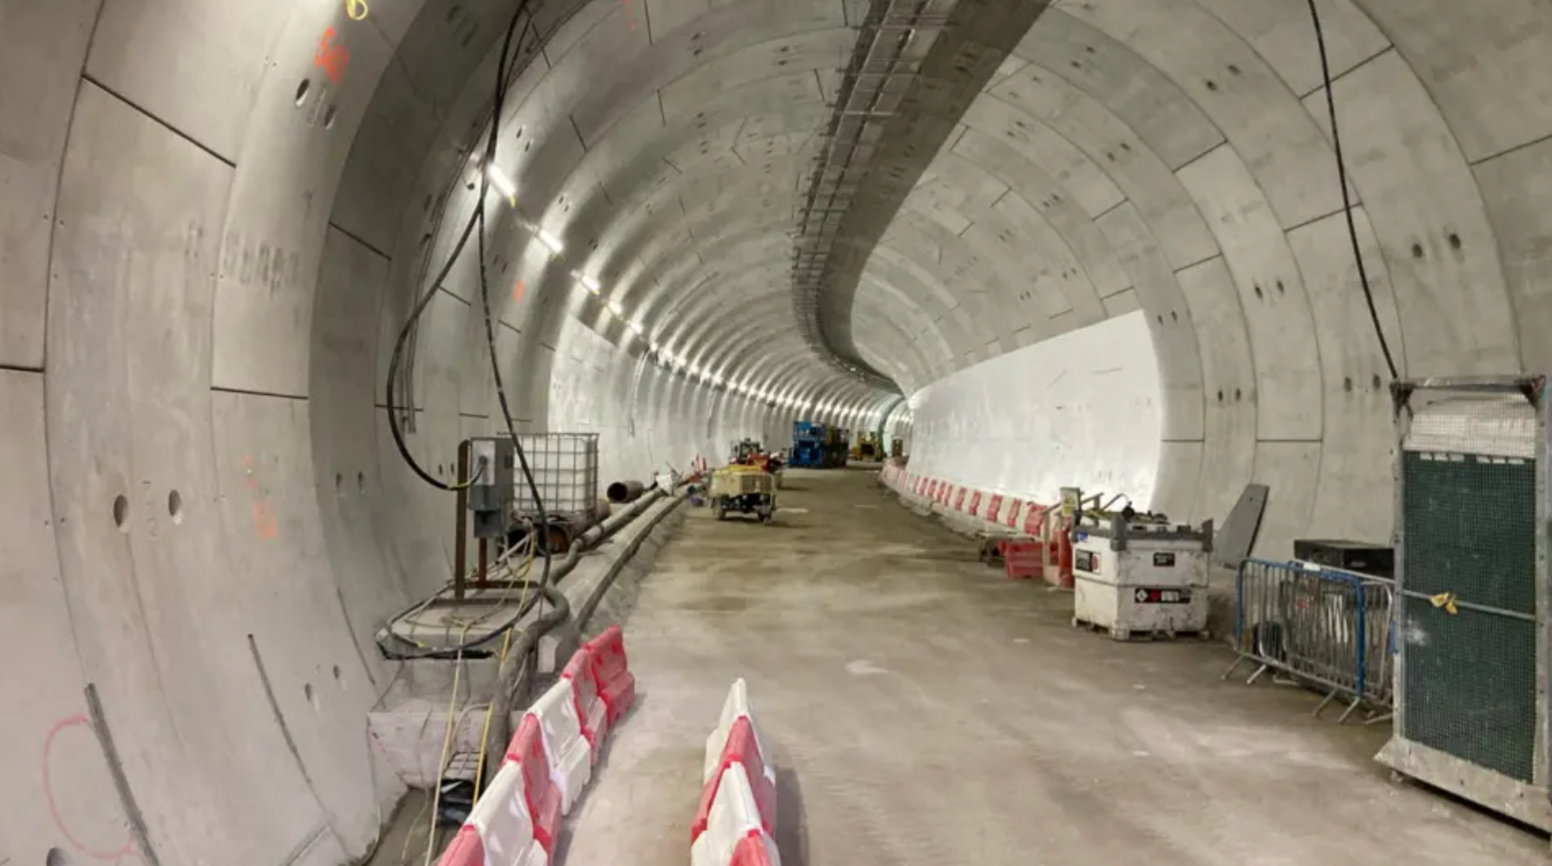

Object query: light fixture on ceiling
[578,273,601,294]
[486,163,517,202]
[627,320,644,335]
[607,299,624,318]
[538,228,565,255]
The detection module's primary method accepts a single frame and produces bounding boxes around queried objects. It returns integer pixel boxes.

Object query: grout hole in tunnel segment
[113,495,129,531]
[294,78,309,106]
[323,104,337,129]
[168,490,183,524]
[358,471,366,492]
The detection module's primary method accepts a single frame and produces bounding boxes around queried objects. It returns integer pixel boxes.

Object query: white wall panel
[908,312,1161,505]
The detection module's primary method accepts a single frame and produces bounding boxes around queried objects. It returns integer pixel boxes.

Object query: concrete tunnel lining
[5,0,1552,863]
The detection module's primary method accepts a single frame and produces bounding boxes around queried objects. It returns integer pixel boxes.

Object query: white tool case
[1071,517,1212,640]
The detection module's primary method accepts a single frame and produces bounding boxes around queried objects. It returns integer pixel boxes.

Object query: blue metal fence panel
[1225,558,1395,723]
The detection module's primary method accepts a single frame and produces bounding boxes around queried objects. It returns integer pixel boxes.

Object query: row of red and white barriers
[436,625,636,866]
[691,679,780,866]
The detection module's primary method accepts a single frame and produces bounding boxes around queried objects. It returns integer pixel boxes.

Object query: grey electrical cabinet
[467,437,515,538]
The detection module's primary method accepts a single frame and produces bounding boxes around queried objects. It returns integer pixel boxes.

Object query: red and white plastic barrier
[438,626,637,866]
[691,679,781,866]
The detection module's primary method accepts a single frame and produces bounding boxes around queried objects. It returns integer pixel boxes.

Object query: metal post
[454,439,470,602]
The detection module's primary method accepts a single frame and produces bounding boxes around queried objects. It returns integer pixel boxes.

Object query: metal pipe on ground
[607,480,646,503]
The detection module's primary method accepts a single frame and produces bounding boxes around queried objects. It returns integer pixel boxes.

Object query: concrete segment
[4,0,1552,861]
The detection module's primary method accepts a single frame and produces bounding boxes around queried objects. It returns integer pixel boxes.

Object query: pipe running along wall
[4,0,1552,864]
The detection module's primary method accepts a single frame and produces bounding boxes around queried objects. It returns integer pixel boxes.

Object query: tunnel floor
[557,469,1542,864]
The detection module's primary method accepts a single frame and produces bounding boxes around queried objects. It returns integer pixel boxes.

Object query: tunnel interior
[5,0,1552,863]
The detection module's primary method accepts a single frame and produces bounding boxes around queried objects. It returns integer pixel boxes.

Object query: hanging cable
[383,1,536,493]
[1308,0,1399,381]
[473,0,553,595]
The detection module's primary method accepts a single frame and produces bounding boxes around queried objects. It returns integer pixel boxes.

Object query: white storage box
[1071,517,1212,640]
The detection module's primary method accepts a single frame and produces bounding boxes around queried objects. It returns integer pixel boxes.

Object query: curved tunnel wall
[4,0,1552,864]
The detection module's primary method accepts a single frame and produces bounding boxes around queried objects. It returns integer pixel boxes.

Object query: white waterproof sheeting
[906,312,1162,508]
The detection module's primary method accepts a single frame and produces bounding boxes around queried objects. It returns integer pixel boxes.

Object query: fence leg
[1312,689,1338,718]
[1222,656,1246,681]
[1364,710,1394,727]
[1336,698,1363,725]
[1245,663,1270,686]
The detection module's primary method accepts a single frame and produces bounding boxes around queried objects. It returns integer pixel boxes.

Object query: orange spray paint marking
[314,27,350,86]
[513,280,526,304]
[242,453,280,540]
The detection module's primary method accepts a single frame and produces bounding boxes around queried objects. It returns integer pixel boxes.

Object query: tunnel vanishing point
[4,0,1552,864]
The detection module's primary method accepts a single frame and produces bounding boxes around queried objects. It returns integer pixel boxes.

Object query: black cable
[383,1,536,492]
[376,0,557,662]
[1308,0,1399,381]
[474,1,553,596]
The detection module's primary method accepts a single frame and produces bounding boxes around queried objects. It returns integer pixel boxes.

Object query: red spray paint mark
[242,454,281,541]
[314,27,350,86]
[43,715,138,861]
[513,279,526,304]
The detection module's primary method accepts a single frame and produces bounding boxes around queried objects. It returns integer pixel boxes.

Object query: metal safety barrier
[1223,558,1395,724]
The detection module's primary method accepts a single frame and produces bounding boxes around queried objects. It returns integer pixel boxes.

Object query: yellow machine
[708,465,777,523]
[851,431,881,461]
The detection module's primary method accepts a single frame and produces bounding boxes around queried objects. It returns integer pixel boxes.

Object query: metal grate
[1399,449,1537,782]
[513,433,599,518]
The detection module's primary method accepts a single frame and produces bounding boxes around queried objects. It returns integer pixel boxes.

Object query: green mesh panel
[1401,451,1536,783]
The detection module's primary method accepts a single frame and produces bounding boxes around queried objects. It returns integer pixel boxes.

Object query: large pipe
[607,479,646,503]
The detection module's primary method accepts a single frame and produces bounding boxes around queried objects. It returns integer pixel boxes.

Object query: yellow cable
[423,622,472,866]
[472,540,535,792]
[345,0,369,20]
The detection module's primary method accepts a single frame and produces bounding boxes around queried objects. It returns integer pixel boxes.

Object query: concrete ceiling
[4,0,1552,863]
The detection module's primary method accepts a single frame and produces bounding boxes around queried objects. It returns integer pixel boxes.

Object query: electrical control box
[1072,517,1213,640]
[467,437,514,538]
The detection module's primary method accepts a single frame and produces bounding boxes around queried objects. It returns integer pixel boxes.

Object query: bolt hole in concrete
[112,494,129,531]
[294,78,309,106]
[323,104,338,129]
[335,472,343,491]
[167,489,183,524]
[333,664,342,683]
[47,848,71,866]
[357,471,366,492]
[304,683,314,705]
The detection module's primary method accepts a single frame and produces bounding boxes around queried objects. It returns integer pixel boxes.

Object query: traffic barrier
[561,647,609,756]
[693,695,776,842]
[953,487,968,511]
[692,679,781,866]
[439,625,637,866]
[584,624,636,725]
[968,490,983,517]
[691,764,782,866]
[999,540,1044,580]
[436,761,548,866]
[436,825,486,866]
[525,678,592,814]
[502,715,562,854]
[467,763,549,866]
[1003,498,1023,529]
